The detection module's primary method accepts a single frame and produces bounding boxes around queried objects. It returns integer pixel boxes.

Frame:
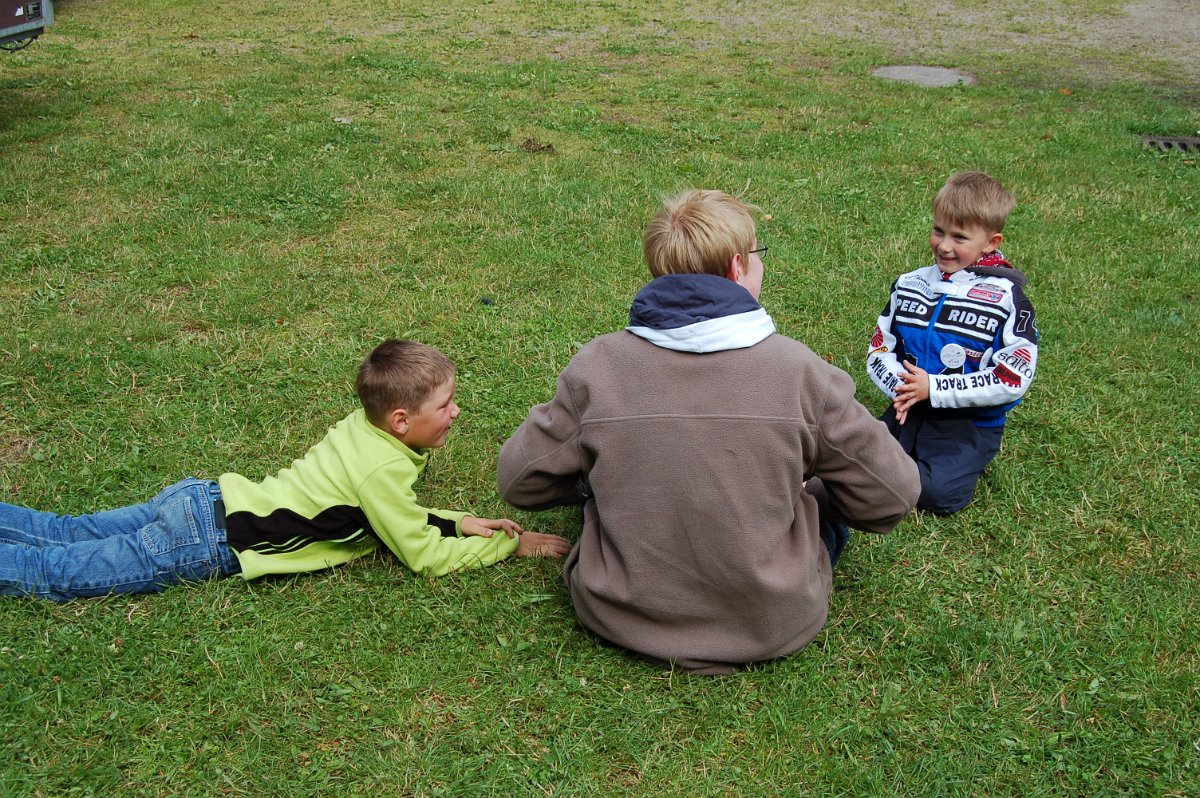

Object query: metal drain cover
[872,66,975,87]
[1141,135,1200,152]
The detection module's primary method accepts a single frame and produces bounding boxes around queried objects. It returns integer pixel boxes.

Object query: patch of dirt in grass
[518,136,556,154]
[1086,1,1197,58]
[0,436,34,466]
[516,1,1199,90]
[722,0,1199,88]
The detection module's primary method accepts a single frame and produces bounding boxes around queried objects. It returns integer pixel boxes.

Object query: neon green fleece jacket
[218,409,518,580]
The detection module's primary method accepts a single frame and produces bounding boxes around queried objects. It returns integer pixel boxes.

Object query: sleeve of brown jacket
[497,367,587,510]
[806,365,921,533]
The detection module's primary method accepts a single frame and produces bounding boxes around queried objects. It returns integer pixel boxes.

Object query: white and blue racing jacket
[867,253,1038,427]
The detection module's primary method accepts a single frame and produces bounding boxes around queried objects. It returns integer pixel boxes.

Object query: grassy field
[1,0,1197,795]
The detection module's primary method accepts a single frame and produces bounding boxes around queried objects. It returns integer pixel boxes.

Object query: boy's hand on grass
[893,360,930,425]
[461,516,524,539]
[516,531,572,559]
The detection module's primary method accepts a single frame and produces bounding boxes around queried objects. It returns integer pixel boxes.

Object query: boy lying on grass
[1,339,569,601]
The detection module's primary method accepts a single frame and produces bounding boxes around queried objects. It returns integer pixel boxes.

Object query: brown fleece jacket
[499,330,920,673]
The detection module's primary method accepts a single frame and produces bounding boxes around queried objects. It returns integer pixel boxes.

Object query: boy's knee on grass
[917,475,978,516]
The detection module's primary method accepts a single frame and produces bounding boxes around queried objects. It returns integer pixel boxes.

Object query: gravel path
[709,1,1199,89]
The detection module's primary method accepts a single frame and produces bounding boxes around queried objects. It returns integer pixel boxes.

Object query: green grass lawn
[1,0,1197,795]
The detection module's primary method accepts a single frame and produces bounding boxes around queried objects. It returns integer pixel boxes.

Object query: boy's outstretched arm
[461,515,525,539]
[360,468,523,575]
[462,516,571,558]
[516,531,572,558]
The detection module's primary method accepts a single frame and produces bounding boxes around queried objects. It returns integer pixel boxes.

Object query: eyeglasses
[750,244,768,258]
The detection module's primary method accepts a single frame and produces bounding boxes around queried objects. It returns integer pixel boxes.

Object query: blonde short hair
[933,171,1016,233]
[356,339,455,427]
[643,190,757,278]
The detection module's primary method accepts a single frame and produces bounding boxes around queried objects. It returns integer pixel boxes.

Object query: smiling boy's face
[929,213,1003,275]
[397,377,460,449]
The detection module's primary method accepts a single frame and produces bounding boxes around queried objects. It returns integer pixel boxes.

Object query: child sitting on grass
[498,189,920,674]
[867,171,1040,515]
[0,338,570,601]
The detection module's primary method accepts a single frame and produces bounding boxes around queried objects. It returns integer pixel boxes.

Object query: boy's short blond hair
[356,339,455,427]
[643,189,757,278]
[933,171,1016,233]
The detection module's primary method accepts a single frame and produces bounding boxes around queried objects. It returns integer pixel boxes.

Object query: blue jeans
[820,519,850,569]
[0,478,241,602]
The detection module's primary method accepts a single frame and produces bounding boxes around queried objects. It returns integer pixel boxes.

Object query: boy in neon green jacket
[1,339,569,601]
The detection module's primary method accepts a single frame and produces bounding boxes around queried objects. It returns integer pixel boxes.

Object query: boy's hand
[516,531,572,559]
[461,516,524,539]
[893,360,930,425]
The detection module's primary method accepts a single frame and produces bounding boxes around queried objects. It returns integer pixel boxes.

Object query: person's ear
[387,407,408,437]
[727,252,744,283]
[986,232,1004,253]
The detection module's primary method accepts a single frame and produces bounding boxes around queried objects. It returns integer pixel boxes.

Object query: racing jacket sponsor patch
[940,343,966,369]
[898,274,935,298]
[994,363,1022,388]
[869,325,889,355]
[996,347,1035,379]
[967,284,1004,303]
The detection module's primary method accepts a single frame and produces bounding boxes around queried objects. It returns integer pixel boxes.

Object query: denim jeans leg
[0,478,239,602]
[819,519,850,570]
[0,498,158,546]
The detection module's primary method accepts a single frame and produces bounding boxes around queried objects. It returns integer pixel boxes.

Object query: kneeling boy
[867,172,1039,515]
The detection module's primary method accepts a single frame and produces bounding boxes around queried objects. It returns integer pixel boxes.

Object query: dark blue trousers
[882,405,1003,516]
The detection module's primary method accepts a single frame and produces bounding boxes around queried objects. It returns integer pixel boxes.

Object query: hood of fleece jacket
[625,273,776,353]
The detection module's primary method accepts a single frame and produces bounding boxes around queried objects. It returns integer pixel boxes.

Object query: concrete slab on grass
[872,66,975,87]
